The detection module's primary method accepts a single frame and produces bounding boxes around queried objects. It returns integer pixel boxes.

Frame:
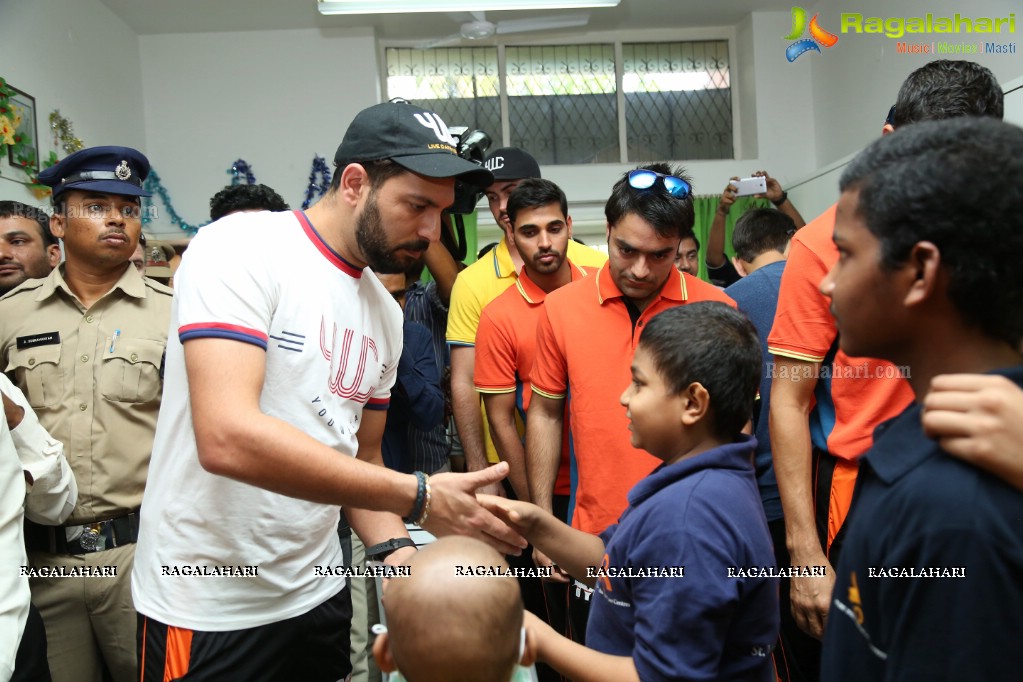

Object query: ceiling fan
[417,11,590,48]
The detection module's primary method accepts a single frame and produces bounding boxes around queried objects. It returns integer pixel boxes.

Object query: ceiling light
[317,0,620,15]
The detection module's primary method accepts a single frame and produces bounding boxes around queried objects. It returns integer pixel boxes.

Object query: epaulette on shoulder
[0,278,45,302]
[144,278,175,296]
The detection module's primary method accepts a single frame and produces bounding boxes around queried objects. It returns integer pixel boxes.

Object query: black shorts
[138,586,353,682]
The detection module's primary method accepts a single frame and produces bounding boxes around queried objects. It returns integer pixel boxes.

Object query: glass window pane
[385,47,501,138]
[506,45,618,165]
[623,41,732,161]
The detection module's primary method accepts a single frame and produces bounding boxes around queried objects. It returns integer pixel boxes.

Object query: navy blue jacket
[587,437,779,681]
[726,260,785,522]
[822,367,1023,681]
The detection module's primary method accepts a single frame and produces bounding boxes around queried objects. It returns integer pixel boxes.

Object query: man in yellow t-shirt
[446,148,606,492]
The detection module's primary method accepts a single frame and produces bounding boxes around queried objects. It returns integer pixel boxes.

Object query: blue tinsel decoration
[302,155,332,210]
[230,159,257,186]
[142,168,207,234]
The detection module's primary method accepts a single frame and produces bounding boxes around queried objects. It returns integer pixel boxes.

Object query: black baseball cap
[334,102,493,188]
[483,147,541,181]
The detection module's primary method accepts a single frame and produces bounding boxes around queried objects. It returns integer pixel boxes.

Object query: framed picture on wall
[6,86,39,173]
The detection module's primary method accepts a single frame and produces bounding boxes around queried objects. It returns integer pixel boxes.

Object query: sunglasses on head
[627,169,692,199]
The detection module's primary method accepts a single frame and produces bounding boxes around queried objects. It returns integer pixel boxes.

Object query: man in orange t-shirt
[475,179,596,507]
[767,59,1004,682]
[474,179,596,667]
[528,163,733,641]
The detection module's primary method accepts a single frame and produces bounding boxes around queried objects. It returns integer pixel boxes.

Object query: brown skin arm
[2,392,24,430]
[755,170,806,229]
[524,611,642,682]
[478,495,606,586]
[525,392,564,514]
[450,345,502,495]
[482,392,531,501]
[706,177,738,268]
[422,237,459,306]
[769,356,833,640]
[185,338,524,554]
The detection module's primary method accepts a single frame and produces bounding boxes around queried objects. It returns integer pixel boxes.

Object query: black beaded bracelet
[771,191,788,207]
[403,471,428,524]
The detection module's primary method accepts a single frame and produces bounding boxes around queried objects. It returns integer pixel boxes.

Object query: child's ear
[731,256,748,278]
[903,241,942,308]
[372,632,397,674]
[680,382,711,426]
[520,627,539,668]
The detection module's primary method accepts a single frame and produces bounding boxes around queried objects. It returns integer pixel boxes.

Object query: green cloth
[691,196,770,281]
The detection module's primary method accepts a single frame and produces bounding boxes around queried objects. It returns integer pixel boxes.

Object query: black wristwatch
[365,537,417,561]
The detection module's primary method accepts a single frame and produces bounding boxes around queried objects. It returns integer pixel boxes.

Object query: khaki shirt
[0,265,172,524]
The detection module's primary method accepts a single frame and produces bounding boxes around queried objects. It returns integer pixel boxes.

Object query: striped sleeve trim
[531,386,567,400]
[365,397,390,411]
[767,346,827,363]
[447,341,475,348]
[179,323,268,351]
[475,386,517,395]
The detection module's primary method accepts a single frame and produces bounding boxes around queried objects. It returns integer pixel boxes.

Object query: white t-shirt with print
[132,210,401,630]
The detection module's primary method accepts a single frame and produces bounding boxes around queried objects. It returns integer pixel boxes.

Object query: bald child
[373,536,536,682]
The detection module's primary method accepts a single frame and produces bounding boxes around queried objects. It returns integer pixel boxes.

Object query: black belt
[24,511,140,555]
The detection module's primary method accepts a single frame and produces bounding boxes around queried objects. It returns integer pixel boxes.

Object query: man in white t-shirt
[132,102,523,682]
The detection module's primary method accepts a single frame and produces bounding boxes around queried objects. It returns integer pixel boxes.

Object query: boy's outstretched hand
[424,464,528,556]
[478,494,606,585]
[478,495,571,582]
[476,494,544,535]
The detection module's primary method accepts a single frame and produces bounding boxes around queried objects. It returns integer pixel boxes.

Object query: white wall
[781,1,1023,219]
[140,27,379,237]
[809,0,1023,170]
[10,1,1019,242]
[0,0,146,206]
[789,74,1023,221]
[473,16,821,243]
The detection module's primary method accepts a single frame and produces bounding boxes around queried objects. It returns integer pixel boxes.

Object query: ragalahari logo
[784,7,839,61]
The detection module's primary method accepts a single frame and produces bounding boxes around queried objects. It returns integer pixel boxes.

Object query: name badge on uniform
[16,332,61,349]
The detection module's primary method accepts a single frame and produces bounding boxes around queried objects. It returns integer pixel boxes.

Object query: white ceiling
[98,0,795,39]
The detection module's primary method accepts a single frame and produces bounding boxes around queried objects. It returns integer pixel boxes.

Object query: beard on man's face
[355,193,429,274]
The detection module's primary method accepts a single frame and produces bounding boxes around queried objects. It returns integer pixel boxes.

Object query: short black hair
[731,208,795,263]
[506,178,568,227]
[679,232,699,251]
[0,200,56,247]
[209,184,289,221]
[893,60,1003,128]
[477,241,499,259]
[639,302,761,440]
[605,162,694,239]
[839,117,1023,348]
[329,158,406,193]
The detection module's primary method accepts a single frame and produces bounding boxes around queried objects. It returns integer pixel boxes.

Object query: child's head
[731,208,795,270]
[825,116,1023,359]
[373,536,530,682]
[621,302,761,456]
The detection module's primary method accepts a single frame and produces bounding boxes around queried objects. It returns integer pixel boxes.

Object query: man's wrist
[366,536,417,561]
[771,191,788,207]
[787,536,826,562]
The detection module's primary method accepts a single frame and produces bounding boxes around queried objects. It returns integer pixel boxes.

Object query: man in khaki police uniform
[0,145,172,682]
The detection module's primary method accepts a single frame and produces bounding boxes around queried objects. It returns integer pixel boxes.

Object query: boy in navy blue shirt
[819,117,1023,680]
[483,302,779,681]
